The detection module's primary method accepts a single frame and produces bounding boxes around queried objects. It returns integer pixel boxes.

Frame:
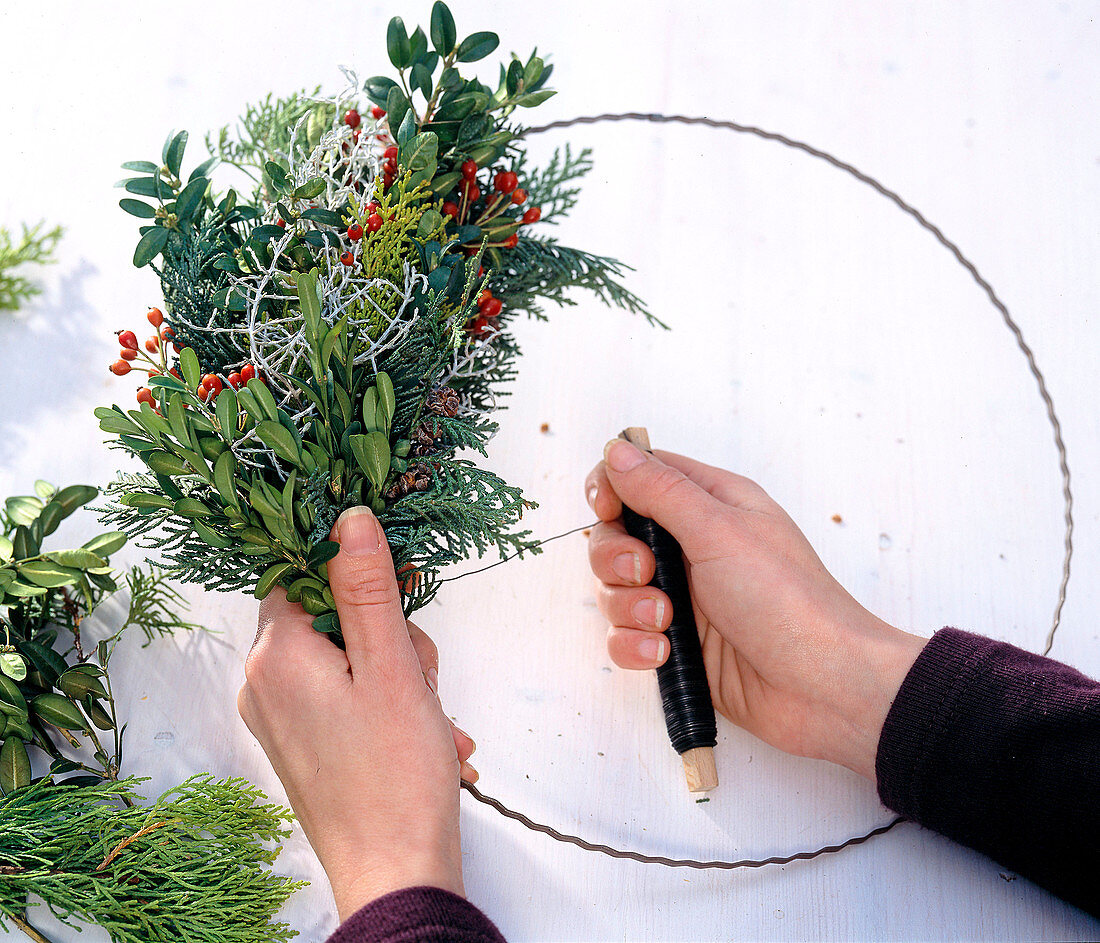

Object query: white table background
[2,1,1099,939]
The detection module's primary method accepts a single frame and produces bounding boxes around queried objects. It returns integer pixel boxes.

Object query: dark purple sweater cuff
[325,886,505,943]
[876,627,1100,916]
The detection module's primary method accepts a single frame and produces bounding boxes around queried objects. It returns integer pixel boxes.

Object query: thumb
[328,506,415,675]
[602,438,731,561]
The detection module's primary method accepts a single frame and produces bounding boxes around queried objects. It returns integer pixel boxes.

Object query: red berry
[344,109,361,128]
[341,250,354,266]
[469,315,491,337]
[482,297,503,318]
[511,188,527,205]
[202,374,223,395]
[241,364,256,382]
[227,371,243,390]
[477,266,484,277]
[477,289,493,307]
[367,202,380,214]
[384,159,397,176]
[494,171,518,194]
[197,385,211,403]
[461,180,480,202]
[120,348,138,361]
[118,330,138,350]
[522,206,542,224]
[461,160,478,179]
[348,223,364,241]
[147,307,164,327]
[160,326,175,340]
[441,201,460,218]
[504,233,519,248]
[384,145,398,160]
[277,218,286,228]
[366,213,384,233]
[169,367,182,380]
[145,336,160,352]
[371,106,386,119]
[136,387,154,406]
[109,360,132,376]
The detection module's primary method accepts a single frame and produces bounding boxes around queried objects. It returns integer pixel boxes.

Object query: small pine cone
[425,386,461,418]
[383,464,433,500]
[412,421,439,448]
[412,464,432,491]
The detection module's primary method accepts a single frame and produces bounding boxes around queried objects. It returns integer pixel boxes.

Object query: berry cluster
[109,308,266,408]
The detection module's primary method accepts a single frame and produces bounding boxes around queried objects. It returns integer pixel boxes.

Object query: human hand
[237,506,476,920]
[586,440,927,781]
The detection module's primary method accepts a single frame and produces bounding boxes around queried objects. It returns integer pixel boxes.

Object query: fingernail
[586,483,598,509]
[613,552,642,584]
[640,636,668,664]
[336,506,382,555]
[454,725,475,751]
[632,597,665,628]
[604,438,646,473]
[425,667,439,694]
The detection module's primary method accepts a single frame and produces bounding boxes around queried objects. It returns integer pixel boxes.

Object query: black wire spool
[617,428,718,784]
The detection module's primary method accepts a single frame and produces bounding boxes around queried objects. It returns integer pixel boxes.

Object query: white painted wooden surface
[1,1,1098,939]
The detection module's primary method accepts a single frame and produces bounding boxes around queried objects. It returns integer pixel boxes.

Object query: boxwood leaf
[119,198,157,219]
[0,738,31,793]
[456,31,499,62]
[254,561,294,599]
[387,16,412,69]
[430,1,457,55]
[82,531,126,556]
[133,226,169,267]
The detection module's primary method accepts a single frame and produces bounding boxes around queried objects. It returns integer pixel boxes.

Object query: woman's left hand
[238,506,476,921]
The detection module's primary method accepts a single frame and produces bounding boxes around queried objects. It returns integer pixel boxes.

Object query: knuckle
[648,466,693,505]
[335,563,400,607]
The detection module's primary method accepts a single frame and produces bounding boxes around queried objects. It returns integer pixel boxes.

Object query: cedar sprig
[0,775,304,943]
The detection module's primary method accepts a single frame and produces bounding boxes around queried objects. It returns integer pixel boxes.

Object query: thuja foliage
[0,223,62,312]
[0,484,300,942]
[101,1,656,637]
[0,775,303,943]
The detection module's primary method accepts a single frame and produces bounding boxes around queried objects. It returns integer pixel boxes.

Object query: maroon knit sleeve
[325,886,506,943]
[876,627,1100,917]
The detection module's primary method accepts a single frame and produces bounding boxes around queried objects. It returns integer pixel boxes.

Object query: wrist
[820,618,927,781]
[329,845,465,922]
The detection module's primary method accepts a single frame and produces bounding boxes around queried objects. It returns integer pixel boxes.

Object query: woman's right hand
[586,439,927,781]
